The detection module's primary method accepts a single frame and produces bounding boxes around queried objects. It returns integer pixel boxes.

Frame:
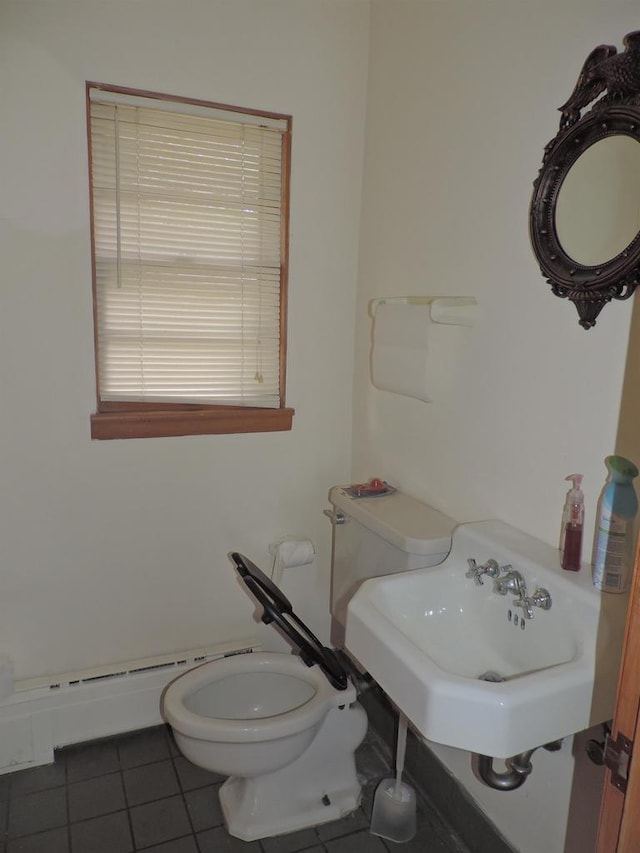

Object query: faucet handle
[531,588,552,611]
[513,588,552,620]
[465,559,484,584]
[466,558,501,586]
[483,559,501,578]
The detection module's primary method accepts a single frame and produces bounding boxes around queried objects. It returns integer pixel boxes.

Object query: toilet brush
[370,712,417,842]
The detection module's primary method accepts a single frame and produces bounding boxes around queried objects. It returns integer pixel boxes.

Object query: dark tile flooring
[0,724,470,853]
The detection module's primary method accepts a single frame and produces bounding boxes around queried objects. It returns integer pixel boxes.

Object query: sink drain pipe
[475,749,537,790]
[474,672,562,790]
[474,741,563,791]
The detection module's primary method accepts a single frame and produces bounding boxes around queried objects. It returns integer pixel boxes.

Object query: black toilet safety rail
[230,552,349,691]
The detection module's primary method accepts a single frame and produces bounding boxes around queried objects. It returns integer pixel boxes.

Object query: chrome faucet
[466,558,501,586]
[494,568,526,598]
[469,560,552,620]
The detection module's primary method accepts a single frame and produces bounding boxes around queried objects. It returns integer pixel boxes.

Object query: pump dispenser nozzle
[560,474,584,571]
[566,474,583,500]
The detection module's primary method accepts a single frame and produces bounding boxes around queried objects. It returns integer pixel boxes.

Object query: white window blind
[88,86,289,409]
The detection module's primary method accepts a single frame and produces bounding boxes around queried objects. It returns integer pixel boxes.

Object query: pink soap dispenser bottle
[560,473,584,571]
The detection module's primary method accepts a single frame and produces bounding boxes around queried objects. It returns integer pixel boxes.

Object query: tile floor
[0,724,470,853]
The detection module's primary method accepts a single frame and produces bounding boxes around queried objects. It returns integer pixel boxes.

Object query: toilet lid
[230,552,349,691]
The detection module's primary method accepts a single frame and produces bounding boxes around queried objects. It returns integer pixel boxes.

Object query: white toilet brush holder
[370,712,417,843]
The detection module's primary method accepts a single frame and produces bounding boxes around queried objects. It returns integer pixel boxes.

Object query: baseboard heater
[0,638,259,775]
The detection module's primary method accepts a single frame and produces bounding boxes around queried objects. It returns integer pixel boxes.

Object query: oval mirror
[555,135,640,266]
[529,30,640,329]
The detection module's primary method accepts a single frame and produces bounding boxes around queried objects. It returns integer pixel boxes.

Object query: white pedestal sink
[346,520,628,758]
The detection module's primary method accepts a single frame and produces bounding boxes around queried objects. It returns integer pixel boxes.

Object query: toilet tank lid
[330,486,457,556]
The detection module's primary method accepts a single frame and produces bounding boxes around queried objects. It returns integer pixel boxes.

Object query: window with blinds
[86,83,293,439]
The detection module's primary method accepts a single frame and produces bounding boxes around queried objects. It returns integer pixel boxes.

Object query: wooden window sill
[91,406,295,440]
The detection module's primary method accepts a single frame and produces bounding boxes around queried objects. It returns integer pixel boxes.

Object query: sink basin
[345,520,627,758]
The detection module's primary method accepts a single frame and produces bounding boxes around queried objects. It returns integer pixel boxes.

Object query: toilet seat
[163,651,352,744]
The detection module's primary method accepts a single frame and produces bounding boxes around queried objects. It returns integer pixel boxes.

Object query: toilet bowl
[163,554,367,841]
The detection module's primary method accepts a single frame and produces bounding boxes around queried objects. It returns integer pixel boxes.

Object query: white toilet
[163,485,456,841]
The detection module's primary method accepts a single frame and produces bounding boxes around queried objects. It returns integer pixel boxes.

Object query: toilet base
[219,701,368,841]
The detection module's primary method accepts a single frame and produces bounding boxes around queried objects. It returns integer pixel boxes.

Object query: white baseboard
[0,639,259,774]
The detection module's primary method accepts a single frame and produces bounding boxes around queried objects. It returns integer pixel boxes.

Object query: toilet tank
[327,486,457,648]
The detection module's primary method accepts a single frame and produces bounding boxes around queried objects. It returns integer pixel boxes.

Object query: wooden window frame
[86,83,294,440]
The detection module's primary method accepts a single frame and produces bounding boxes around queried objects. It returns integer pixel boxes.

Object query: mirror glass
[555,135,640,266]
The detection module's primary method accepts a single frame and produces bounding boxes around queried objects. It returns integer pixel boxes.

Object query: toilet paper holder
[268,537,316,585]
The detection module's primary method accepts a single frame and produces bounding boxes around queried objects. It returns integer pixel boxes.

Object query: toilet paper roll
[270,538,316,585]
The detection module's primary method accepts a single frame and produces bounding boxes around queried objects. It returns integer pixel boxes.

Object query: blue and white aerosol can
[592,456,639,594]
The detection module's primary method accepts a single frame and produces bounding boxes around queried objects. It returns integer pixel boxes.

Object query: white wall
[0,0,370,680]
[356,3,639,851]
[355,1,637,546]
